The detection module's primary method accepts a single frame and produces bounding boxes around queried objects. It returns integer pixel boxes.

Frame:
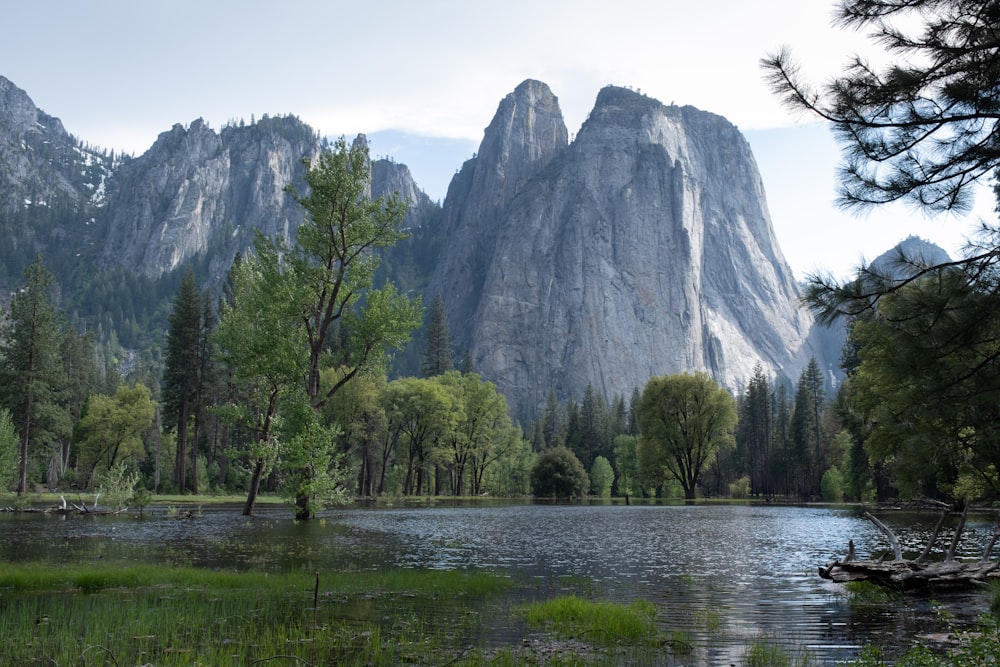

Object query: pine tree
[736,364,775,498]
[421,293,453,377]
[790,359,826,497]
[0,257,69,494]
[162,271,203,493]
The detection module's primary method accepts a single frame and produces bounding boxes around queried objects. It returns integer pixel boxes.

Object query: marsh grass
[0,563,514,666]
[521,595,660,645]
[843,579,902,608]
[742,638,815,667]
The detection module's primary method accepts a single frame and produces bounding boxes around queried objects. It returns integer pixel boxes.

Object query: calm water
[1,501,994,664]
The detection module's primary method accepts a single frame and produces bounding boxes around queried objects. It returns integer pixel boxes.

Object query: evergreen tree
[421,293,453,377]
[736,364,775,498]
[540,390,563,449]
[459,351,474,375]
[162,271,203,493]
[0,408,17,490]
[790,359,826,497]
[0,257,69,494]
[578,384,608,469]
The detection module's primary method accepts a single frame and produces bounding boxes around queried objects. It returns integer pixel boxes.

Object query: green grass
[0,563,516,666]
[742,639,815,667]
[843,579,902,607]
[521,595,660,645]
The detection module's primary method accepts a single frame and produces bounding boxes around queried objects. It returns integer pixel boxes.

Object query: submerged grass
[0,563,518,666]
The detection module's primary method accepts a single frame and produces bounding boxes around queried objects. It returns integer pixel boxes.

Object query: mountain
[430,80,831,416]
[0,74,842,419]
[869,235,952,277]
[0,76,113,291]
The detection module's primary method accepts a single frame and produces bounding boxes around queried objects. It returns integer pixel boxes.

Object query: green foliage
[589,455,614,497]
[729,475,751,499]
[736,363,778,498]
[381,376,455,496]
[521,595,659,646]
[769,0,1000,506]
[433,370,514,496]
[0,408,18,490]
[279,397,349,518]
[820,466,844,503]
[531,446,589,499]
[94,460,142,512]
[421,292,453,377]
[742,639,814,667]
[764,0,1000,213]
[612,435,642,498]
[847,275,1000,502]
[637,372,737,500]
[0,257,70,493]
[161,270,215,494]
[75,382,155,484]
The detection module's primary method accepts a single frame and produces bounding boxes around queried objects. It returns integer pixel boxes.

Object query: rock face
[0,73,841,421]
[0,75,96,212]
[431,82,826,417]
[99,116,319,283]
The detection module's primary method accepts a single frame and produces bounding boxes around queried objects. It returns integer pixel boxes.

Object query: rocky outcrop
[1,73,841,420]
[99,116,320,282]
[429,80,569,332]
[0,75,111,213]
[432,83,830,417]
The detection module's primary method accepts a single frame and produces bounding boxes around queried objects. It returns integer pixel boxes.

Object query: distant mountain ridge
[0,73,847,417]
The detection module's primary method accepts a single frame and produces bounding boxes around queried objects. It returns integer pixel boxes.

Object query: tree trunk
[175,401,188,492]
[820,509,1000,588]
[295,462,315,520]
[243,458,266,516]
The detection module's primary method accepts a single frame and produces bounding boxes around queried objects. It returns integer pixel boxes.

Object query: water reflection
[1,501,993,664]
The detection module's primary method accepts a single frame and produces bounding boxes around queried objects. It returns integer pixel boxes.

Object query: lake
[1,500,994,664]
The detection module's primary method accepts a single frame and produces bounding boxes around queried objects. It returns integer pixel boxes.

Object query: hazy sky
[2,1,986,279]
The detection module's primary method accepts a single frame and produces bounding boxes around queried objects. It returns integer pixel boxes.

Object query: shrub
[531,446,589,499]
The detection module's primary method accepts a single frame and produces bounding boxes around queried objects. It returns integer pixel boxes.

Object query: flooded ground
[1,500,994,664]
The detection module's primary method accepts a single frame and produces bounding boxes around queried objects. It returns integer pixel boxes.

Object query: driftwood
[819,508,1000,588]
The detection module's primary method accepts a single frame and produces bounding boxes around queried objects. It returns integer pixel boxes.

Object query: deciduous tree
[281,136,421,517]
[75,383,155,485]
[214,244,307,515]
[530,446,589,499]
[637,372,737,500]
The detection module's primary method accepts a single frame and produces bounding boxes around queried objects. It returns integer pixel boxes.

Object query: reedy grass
[742,638,815,667]
[0,563,514,667]
[521,595,660,645]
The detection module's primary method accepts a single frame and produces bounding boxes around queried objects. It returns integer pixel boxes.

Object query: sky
[1,1,988,280]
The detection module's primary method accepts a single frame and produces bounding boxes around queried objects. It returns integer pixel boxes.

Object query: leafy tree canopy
[531,446,589,499]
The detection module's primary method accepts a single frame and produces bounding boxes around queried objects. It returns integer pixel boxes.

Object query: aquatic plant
[742,638,814,667]
[521,595,659,645]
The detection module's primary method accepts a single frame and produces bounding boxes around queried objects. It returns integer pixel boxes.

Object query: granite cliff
[0,74,841,419]
[430,81,829,416]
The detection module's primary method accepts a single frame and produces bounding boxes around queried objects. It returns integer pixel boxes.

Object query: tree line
[0,133,867,514]
[7,0,1000,515]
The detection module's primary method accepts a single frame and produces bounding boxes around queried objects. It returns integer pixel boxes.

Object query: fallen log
[819,509,1000,588]
[819,556,1000,587]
